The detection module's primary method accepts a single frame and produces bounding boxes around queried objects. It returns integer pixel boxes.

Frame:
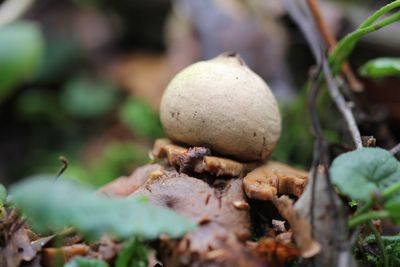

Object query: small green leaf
[87,141,149,186]
[10,177,196,240]
[330,148,400,201]
[365,235,400,266]
[116,238,147,267]
[359,58,400,78]
[65,257,109,267]
[61,76,119,119]
[366,254,379,266]
[0,184,6,204]
[0,22,44,101]
[16,89,59,120]
[348,199,358,208]
[119,98,164,139]
[35,36,81,83]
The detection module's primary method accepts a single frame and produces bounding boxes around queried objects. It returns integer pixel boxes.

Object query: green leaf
[66,141,149,186]
[16,89,59,120]
[365,235,400,266]
[359,58,400,78]
[348,199,358,208]
[10,177,196,240]
[87,141,149,186]
[35,36,81,83]
[330,148,400,201]
[384,194,400,224]
[61,76,119,119]
[116,238,147,267]
[65,257,109,267]
[119,98,164,139]
[0,22,44,101]
[0,184,6,204]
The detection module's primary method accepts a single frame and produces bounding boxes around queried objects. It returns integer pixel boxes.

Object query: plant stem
[383,181,400,199]
[360,0,400,28]
[367,222,389,267]
[322,61,363,149]
[354,199,374,216]
[390,143,400,155]
[330,11,400,74]
[349,210,390,229]
[0,0,34,26]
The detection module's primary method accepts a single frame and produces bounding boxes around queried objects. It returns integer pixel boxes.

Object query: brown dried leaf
[251,238,299,267]
[275,232,292,244]
[100,164,163,197]
[152,139,257,177]
[194,156,256,177]
[96,236,120,262]
[294,165,356,266]
[152,139,186,164]
[271,195,320,258]
[0,227,36,267]
[30,235,55,254]
[132,168,255,266]
[232,201,250,210]
[243,161,308,201]
[134,170,251,242]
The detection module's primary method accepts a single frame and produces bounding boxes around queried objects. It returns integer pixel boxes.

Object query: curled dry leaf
[295,165,356,266]
[152,139,257,177]
[30,235,55,254]
[0,208,47,267]
[271,219,286,234]
[243,161,308,201]
[232,201,250,210]
[249,238,300,267]
[271,195,321,258]
[0,227,36,267]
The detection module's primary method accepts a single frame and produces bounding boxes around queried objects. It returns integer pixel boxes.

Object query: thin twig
[55,156,69,180]
[283,0,323,63]
[322,59,363,149]
[307,0,363,92]
[390,143,400,155]
[308,68,324,231]
[0,0,34,26]
[308,65,324,140]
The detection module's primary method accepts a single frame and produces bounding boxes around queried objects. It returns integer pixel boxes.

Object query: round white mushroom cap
[160,52,281,162]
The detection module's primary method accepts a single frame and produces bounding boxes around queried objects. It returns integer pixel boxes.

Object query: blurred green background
[1,0,399,187]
